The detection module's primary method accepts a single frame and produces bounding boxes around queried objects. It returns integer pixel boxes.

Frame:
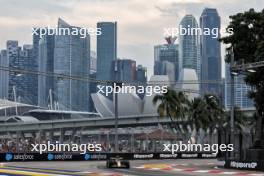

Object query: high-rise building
[112,59,136,82]
[97,22,117,81]
[33,28,41,104]
[89,51,97,111]
[90,51,97,74]
[33,28,40,60]
[225,64,254,109]
[54,18,90,111]
[136,65,147,83]
[7,41,37,105]
[0,50,8,99]
[38,34,55,108]
[200,8,222,97]
[136,64,147,99]
[7,40,19,102]
[179,15,200,80]
[154,37,179,81]
[22,44,38,105]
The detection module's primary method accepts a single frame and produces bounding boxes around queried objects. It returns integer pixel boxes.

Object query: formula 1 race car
[106,156,130,169]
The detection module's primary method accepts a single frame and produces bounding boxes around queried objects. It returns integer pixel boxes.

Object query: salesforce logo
[5,153,13,161]
[47,153,54,161]
[84,153,91,160]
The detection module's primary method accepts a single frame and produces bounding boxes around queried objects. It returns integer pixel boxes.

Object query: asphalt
[0,159,263,176]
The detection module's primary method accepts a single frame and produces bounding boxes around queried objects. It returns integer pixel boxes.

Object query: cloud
[0,0,74,18]
[155,2,205,17]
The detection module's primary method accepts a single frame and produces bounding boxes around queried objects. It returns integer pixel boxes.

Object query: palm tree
[186,95,224,144]
[204,94,224,134]
[153,89,188,131]
[187,97,210,132]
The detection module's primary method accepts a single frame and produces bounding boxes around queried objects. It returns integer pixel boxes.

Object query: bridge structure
[0,115,173,133]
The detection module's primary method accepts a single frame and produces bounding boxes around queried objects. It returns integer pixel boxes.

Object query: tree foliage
[152,88,188,122]
[220,8,264,116]
[153,89,247,137]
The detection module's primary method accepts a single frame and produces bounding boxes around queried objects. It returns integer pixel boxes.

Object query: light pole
[114,86,118,153]
[230,49,235,159]
[12,86,18,115]
[113,62,120,153]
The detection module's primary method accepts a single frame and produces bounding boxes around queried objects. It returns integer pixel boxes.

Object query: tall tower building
[7,40,19,102]
[200,8,222,97]
[0,50,8,99]
[136,65,147,83]
[112,59,136,82]
[22,44,38,105]
[54,18,90,111]
[179,14,200,80]
[154,37,179,82]
[7,41,37,105]
[38,34,55,108]
[90,51,97,74]
[96,22,117,81]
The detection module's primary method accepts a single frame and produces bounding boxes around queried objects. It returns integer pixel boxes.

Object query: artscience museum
[92,70,200,118]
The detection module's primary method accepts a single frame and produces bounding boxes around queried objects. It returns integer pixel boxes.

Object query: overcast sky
[0,0,263,78]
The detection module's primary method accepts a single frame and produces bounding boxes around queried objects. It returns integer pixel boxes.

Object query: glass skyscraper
[154,39,179,81]
[96,22,117,81]
[112,59,136,82]
[200,8,222,97]
[7,41,38,105]
[22,44,38,105]
[90,51,97,74]
[7,40,19,102]
[0,50,8,99]
[54,18,90,111]
[179,14,200,80]
[225,64,254,109]
[136,65,147,83]
[38,34,55,108]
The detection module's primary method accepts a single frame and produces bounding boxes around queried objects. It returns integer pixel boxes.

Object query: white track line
[192,170,210,173]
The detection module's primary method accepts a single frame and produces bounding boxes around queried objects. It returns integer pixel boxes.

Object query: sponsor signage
[0,152,216,162]
[159,153,178,159]
[5,153,34,161]
[133,154,154,159]
[225,160,264,171]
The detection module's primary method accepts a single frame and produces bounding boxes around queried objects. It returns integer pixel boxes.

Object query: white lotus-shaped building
[92,71,199,118]
[91,75,169,117]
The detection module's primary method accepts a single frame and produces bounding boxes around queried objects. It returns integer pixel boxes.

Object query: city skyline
[0,0,263,78]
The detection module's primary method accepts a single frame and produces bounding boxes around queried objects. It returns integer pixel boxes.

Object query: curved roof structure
[0,99,32,110]
[92,75,170,117]
[91,92,143,117]
[0,99,39,117]
[91,93,114,117]
[4,116,39,123]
